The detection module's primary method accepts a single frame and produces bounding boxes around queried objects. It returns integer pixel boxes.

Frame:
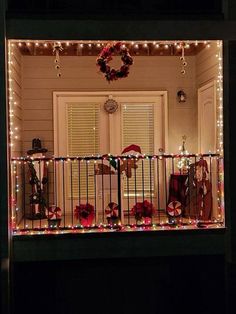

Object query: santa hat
[122,144,142,155]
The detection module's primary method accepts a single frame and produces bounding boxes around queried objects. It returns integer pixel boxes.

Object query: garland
[96,42,133,82]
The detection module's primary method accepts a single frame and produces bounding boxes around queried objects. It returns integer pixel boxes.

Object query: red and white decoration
[48,206,62,220]
[167,201,182,217]
[105,202,119,219]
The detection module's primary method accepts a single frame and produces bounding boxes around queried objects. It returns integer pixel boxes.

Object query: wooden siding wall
[21,55,198,155]
[11,46,22,156]
[196,42,219,87]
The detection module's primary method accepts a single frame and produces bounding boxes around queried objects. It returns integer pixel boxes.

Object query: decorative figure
[53,42,63,77]
[167,201,182,217]
[104,96,118,114]
[180,43,187,75]
[48,205,62,228]
[120,144,142,178]
[105,202,120,225]
[177,90,187,103]
[177,135,190,173]
[185,158,212,221]
[167,174,187,224]
[95,144,142,178]
[27,138,48,219]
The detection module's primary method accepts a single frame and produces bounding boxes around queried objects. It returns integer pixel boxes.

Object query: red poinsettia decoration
[96,42,133,82]
[74,203,95,227]
[131,200,155,220]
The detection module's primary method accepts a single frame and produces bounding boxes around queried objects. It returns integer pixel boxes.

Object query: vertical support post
[117,159,122,220]
[0,1,11,313]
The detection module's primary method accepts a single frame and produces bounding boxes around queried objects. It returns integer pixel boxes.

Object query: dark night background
[13,256,225,314]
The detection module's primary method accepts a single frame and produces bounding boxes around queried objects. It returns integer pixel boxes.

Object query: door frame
[53,90,169,219]
[53,90,169,156]
[198,80,217,153]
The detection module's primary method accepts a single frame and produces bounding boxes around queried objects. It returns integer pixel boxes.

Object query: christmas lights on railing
[11,153,221,164]
[12,219,224,236]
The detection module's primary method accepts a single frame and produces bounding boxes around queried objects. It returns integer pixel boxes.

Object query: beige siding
[22,55,198,155]
[196,42,218,87]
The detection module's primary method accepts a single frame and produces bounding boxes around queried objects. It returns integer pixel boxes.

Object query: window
[122,103,155,196]
[67,103,100,197]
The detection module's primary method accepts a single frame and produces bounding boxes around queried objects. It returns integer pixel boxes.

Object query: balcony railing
[11,153,224,235]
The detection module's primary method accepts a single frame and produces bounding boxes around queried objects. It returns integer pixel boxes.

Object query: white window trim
[53,91,169,156]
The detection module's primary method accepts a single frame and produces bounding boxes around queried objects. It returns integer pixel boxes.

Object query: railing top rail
[11,153,222,162]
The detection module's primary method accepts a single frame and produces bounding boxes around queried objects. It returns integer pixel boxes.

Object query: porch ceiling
[11,40,206,56]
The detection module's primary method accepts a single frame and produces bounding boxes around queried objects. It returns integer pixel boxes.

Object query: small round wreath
[96,42,133,82]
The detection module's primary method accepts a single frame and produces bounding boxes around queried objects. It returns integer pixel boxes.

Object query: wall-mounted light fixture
[177,90,187,103]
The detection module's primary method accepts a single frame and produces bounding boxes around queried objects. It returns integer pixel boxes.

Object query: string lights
[10,153,223,234]
[8,42,21,151]
[9,40,212,53]
[216,40,223,155]
[216,40,224,222]
[7,39,225,235]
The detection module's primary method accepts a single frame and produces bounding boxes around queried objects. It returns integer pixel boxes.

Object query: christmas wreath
[96,42,133,82]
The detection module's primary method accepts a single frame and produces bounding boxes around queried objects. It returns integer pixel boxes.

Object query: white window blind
[122,103,155,196]
[67,103,100,198]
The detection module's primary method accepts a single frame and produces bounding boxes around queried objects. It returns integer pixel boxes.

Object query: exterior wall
[196,42,218,87]
[11,45,22,156]
[21,55,197,156]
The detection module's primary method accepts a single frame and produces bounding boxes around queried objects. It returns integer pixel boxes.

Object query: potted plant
[74,203,94,227]
[131,200,155,225]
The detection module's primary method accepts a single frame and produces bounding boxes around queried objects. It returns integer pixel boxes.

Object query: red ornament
[96,42,133,82]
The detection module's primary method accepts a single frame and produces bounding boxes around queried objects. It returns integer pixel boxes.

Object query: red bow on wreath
[48,206,62,220]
